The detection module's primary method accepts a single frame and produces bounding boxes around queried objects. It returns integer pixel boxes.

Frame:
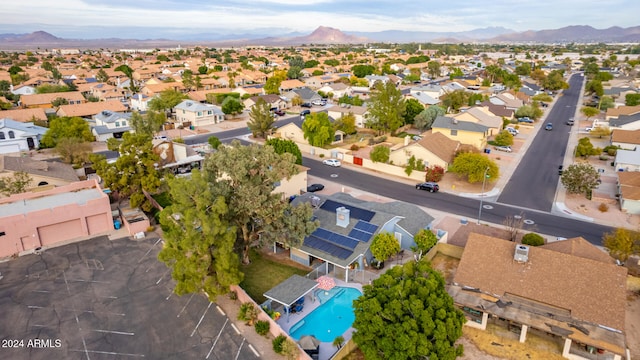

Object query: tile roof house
[20,91,86,109]
[617,171,640,214]
[453,106,504,136]
[317,83,353,100]
[449,234,628,359]
[0,108,48,122]
[278,79,306,93]
[91,110,134,142]
[56,100,128,118]
[479,100,515,119]
[289,192,435,282]
[130,93,150,112]
[284,87,322,104]
[605,105,640,121]
[610,129,640,150]
[389,131,460,169]
[173,100,224,128]
[608,113,640,130]
[489,92,524,110]
[243,94,288,111]
[431,116,489,150]
[10,85,37,96]
[0,155,79,190]
[0,119,47,154]
[90,83,126,102]
[327,105,369,128]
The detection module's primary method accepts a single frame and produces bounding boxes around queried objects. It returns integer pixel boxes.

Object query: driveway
[0,236,259,360]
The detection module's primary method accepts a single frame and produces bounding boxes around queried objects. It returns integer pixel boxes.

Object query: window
[0,132,4,140]
[8,131,14,139]
[115,121,120,127]
[450,129,458,136]
[197,111,202,117]
[122,120,127,126]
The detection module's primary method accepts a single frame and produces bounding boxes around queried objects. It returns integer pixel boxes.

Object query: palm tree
[333,335,344,349]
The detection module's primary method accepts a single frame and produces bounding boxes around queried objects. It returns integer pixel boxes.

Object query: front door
[27,137,35,149]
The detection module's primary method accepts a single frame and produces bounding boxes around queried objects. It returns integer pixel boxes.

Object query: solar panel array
[304,236,352,259]
[319,199,375,222]
[348,220,379,242]
[348,228,372,242]
[313,228,359,249]
[354,220,378,234]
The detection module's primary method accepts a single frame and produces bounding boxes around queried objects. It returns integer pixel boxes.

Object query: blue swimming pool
[289,287,362,342]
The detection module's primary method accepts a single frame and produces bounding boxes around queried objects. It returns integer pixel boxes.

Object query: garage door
[86,214,109,235]
[37,219,83,246]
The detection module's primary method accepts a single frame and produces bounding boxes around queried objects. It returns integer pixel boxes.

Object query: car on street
[274,109,286,116]
[495,145,512,153]
[585,127,593,132]
[312,99,327,106]
[322,159,342,167]
[566,119,575,126]
[517,117,534,123]
[545,123,553,131]
[558,165,563,175]
[306,183,325,192]
[301,103,312,108]
[300,109,311,117]
[415,182,439,192]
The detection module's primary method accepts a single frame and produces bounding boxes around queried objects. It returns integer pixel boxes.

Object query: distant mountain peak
[294,26,368,44]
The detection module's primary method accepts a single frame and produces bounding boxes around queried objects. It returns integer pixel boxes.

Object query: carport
[263,274,318,322]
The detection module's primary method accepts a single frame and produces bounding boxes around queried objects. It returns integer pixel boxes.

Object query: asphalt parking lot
[0,236,259,360]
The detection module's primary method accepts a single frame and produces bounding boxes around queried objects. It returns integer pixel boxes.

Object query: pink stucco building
[0,179,112,258]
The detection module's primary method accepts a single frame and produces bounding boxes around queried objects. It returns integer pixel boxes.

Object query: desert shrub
[598,203,609,212]
[522,233,545,246]
[350,144,360,151]
[255,320,270,336]
[229,290,238,300]
[273,335,287,354]
[370,145,390,163]
[319,153,325,158]
[425,165,445,182]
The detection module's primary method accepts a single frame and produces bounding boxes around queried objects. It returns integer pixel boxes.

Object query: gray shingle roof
[433,116,488,133]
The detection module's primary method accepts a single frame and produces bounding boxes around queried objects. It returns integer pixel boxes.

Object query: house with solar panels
[289,192,435,282]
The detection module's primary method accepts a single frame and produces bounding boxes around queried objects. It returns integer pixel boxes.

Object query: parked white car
[505,127,519,136]
[494,146,512,153]
[322,159,342,167]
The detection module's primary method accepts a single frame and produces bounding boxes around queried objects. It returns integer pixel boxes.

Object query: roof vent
[310,196,321,208]
[514,245,530,263]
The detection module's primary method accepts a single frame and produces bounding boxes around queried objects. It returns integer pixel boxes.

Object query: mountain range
[0,25,639,49]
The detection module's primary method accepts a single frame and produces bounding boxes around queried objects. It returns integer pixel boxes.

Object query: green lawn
[240,249,308,304]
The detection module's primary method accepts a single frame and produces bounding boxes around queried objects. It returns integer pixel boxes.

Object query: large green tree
[265,138,303,165]
[603,228,640,262]
[203,141,318,264]
[352,260,465,360]
[370,232,400,262]
[414,105,445,131]
[148,89,188,116]
[449,153,499,184]
[40,116,94,148]
[514,105,543,120]
[0,171,32,196]
[560,163,600,196]
[264,70,287,95]
[221,96,244,115]
[366,81,406,134]
[130,110,165,136]
[90,132,161,211]
[247,98,275,138]
[574,137,601,158]
[581,106,600,120]
[158,170,242,298]
[55,137,93,167]
[404,98,424,125]
[302,112,335,147]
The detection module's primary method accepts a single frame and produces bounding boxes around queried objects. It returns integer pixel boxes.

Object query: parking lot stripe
[66,278,111,284]
[231,323,240,335]
[234,338,246,360]
[190,302,212,337]
[177,293,195,317]
[69,349,145,357]
[63,270,91,360]
[248,344,260,357]
[93,329,135,336]
[216,305,225,316]
[138,238,162,264]
[59,308,126,316]
[27,305,45,309]
[156,268,170,284]
[206,318,228,359]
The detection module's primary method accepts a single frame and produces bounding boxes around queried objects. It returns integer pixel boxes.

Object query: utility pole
[477,167,490,224]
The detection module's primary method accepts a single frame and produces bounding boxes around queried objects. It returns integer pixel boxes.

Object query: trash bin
[114,220,121,230]
[484,148,491,154]
[190,125,195,130]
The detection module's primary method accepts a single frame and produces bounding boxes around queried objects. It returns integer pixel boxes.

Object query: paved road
[498,74,584,211]
[304,157,613,245]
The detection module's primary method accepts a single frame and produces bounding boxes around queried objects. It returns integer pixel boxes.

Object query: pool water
[289,287,362,342]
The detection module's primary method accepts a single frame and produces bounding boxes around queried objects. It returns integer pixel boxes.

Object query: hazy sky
[2,0,638,39]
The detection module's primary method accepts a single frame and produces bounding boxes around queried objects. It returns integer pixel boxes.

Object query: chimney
[514,245,530,263]
[336,206,350,228]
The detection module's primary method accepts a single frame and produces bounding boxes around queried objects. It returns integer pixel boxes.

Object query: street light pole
[477,167,490,224]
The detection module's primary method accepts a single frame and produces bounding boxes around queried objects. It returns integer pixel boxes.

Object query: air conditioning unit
[514,245,530,263]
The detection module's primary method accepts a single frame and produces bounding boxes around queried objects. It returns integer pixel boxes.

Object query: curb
[552,202,594,222]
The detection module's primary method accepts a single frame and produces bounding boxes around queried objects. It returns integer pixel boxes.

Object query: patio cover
[263,274,319,307]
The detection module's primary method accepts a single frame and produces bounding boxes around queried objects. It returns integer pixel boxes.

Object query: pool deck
[275,280,363,360]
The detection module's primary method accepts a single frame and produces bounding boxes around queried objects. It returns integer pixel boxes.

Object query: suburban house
[152,140,205,176]
[617,171,640,214]
[56,100,128,118]
[0,119,47,154]
[173,100,224,128]
[611,129,640,150]
[449,234,628,360]
[406,91,440,106]
[273,165,309,200]
[609,113,640,130]
[388,132,460,169]
[614,149,640,172]
[431,116,489,150]
[0,179,113,259]
[304,75,340,89]
[288,192,435,282]
[326,105,369,128]
[20,91,86,109]
[605,105,640,121]
[0,155,79,191]
[90,83,126,102]
[0,108,48,123]
[410,84,445,100]
[285,87,322,104]
[453,106,504,136]
[130,93,150,112]
[317,83,353,100]
[278,79,306,94]
[489,92,524,110]
[270,122,306,144]
[479,100,516,119]
[244,94,288,111]
[91,110,134,141]
[141,82,186,97]
[364,75,390,88]
[10,85,37,96]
